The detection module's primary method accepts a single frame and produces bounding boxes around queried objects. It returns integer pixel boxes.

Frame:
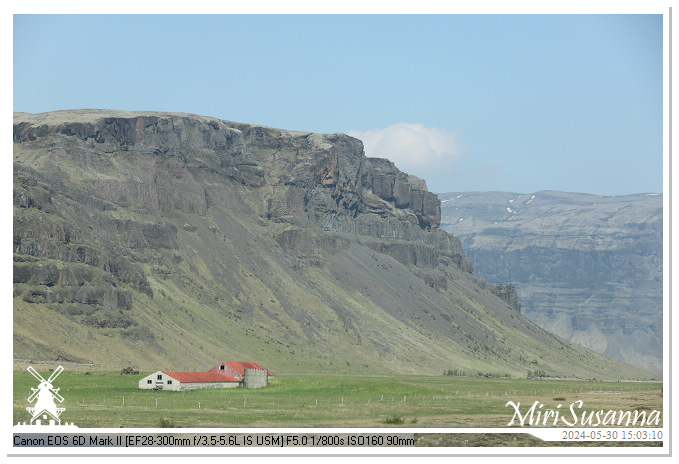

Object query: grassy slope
[13,202,657,380]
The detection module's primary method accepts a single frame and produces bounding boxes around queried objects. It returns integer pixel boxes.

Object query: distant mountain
[439,191,663,372]
[12,110,656,380]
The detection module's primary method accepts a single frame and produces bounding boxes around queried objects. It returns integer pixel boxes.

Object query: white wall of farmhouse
[176,381,239,391]
[139,371,180,390]
[138,371,239,391]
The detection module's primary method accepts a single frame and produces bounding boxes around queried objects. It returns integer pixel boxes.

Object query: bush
[383,416,404,424]
[156,418,175,428]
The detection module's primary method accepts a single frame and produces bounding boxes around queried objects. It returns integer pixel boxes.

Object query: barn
[138,362,274,391]
[209,361,275,380]
[138,371,240,391]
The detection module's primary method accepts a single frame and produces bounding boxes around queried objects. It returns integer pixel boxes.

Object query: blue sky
[13,13,665,195]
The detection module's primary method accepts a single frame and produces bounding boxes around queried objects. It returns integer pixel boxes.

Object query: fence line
[69,385,660,412]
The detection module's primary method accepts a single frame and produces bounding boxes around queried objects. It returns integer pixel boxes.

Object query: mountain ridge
[12,110,656,380]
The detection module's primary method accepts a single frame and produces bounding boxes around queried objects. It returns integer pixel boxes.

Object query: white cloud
[348,123,466,175]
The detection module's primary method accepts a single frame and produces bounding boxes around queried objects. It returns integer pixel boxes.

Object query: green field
[13,365,663,429]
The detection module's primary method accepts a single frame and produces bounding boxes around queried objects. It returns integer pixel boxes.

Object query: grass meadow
[13,364,663,429]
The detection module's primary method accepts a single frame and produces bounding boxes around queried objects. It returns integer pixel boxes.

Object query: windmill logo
[17,365,76,427]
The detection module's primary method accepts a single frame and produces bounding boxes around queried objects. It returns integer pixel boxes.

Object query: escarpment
[12,110,655,380]
[15,112,442,231]
[14,110,471,277]
[440,190,663,372]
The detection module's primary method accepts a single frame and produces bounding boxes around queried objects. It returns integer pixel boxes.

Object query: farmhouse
[138,361,273,391]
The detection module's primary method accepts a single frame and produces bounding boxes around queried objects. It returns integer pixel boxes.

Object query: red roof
[164,371,240,383]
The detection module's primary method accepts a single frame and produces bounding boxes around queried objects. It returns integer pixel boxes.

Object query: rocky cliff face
[440,191,663,372]
[13,110,470,295]
[12,110,654,380]
[13,111,441,231]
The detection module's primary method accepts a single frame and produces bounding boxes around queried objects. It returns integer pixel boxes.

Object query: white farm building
[138,371,240,391]
[138,361,273,391]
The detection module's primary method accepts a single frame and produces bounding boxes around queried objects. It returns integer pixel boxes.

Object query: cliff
[12,110,655,379]
[440,191,663,372]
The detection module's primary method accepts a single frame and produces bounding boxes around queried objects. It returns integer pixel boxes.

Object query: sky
[12,11,666,196]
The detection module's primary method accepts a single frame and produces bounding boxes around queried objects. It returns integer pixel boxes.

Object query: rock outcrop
[14,111,441,233]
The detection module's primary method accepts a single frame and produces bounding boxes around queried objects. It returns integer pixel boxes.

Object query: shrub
[383,416,404,425]
[156,418,176,428]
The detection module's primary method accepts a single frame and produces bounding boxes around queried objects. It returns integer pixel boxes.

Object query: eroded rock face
[14,110,442,236]
[13,110,464,335]
[440,190,663,372]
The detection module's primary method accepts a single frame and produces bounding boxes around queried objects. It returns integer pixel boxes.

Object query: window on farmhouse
[147,380,152,384]
[167,380,172,384]
[157,374,162,380]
